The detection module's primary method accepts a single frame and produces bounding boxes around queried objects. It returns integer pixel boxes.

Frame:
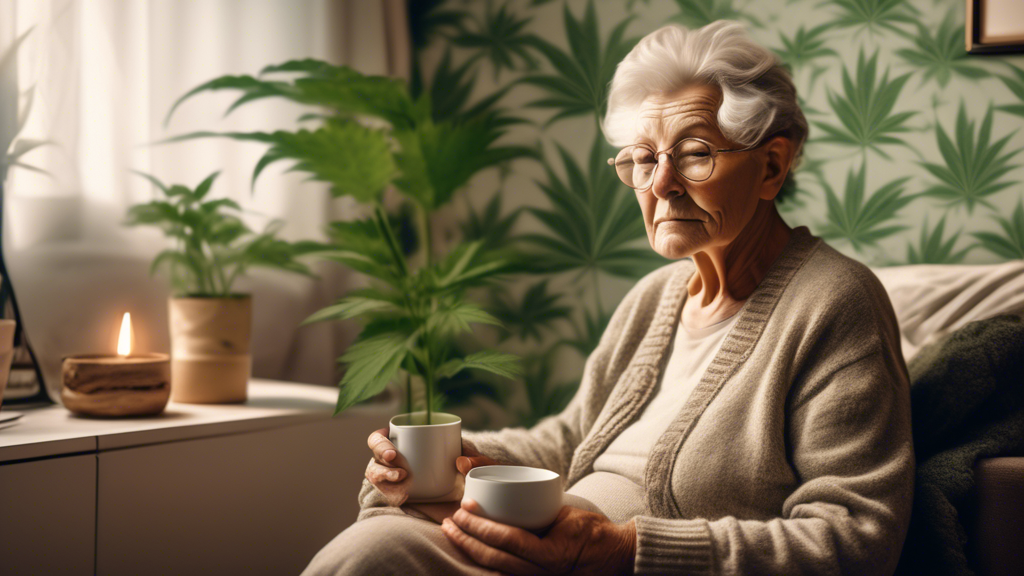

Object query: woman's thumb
[457,455,495,475]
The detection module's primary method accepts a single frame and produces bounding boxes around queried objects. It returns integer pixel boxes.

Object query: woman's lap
[302,508,501,576]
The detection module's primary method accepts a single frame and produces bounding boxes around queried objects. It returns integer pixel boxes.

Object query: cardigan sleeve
[632,347,915,576]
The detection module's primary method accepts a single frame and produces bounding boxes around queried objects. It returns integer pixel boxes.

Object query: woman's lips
[657,218,704,225]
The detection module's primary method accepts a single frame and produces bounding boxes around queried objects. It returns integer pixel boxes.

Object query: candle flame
[117,312,132,356]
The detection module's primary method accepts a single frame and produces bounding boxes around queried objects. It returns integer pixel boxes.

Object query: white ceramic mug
[464,465,563,531]
[389,411,462,499]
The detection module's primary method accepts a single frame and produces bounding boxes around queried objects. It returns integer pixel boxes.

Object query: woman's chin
[653,229,703,260]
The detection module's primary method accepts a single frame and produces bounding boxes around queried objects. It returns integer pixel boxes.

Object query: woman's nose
[650,153,684,200]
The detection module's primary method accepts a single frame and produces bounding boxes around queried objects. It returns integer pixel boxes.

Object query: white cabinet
[0,380,394,575]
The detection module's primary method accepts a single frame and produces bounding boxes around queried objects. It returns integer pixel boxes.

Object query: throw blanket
[895,314,1024,576]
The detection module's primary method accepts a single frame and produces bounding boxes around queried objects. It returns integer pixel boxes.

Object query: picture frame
[966,0,1024,54]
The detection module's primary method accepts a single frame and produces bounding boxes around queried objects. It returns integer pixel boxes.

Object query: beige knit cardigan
[358,226,915,575]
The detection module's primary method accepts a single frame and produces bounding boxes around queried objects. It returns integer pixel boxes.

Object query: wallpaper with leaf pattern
[409,0,1024,429]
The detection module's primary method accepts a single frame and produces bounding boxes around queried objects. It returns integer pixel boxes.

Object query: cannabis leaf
[971,199,1024,260]
[489,280,572,343]
[995,64,1024,120]
[818,163,915,252]
[819,0,919,39]
[453,2,537,80]
[896,12,988,88]
[669,0,763,29]
[774,24,838,71]
[521,134,667,281]
[126,171,312,297]
[517,350,578,428]
[561,304,613,358]
[919,103,1021,213]
[906,215,972,264]
[519,0,638,126]
[813,49,916,159]
[458,191,524,254]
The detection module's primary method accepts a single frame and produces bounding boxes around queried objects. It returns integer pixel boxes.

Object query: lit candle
[61,312,171,417]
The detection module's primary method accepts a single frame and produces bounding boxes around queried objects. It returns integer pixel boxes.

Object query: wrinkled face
[631,83,767,260]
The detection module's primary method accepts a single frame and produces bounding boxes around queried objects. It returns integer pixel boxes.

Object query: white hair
[602,21,807,177]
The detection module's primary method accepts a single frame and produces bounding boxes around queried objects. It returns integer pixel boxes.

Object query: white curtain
[0,0,410,399]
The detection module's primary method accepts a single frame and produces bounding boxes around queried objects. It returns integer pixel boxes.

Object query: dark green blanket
[895,314,1024,576]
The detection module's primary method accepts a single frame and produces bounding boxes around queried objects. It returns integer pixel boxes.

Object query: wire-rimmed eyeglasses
[606,137,768,190]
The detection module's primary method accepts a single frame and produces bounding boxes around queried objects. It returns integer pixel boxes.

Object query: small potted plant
[126,171,311,403]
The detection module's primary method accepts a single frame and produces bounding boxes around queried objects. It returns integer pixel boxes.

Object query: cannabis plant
[164,59,533,422]
[126,171,311,297]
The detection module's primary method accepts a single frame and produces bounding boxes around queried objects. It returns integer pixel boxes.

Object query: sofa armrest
[965,457,1024,576]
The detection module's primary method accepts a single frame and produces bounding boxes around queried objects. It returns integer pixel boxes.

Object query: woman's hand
[365,429,502,507]
[442,499,637,575]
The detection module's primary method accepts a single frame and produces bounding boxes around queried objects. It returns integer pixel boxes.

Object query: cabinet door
[97,414,387,575]
[0,455,97,575]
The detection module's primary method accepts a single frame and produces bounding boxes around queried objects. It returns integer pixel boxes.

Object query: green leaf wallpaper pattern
[518,0,638,126]
[813,49,916,159]
[919,102,1021,214]
[819,163,914,250]
[409,0,1024,427]
[896,11,989,88]
[906,215,972,264]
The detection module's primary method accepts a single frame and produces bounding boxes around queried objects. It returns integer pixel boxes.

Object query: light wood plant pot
[0,319,15,412]
[168,296,251,404]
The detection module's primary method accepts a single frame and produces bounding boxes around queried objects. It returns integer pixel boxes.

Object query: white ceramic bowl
[464,465,563,531]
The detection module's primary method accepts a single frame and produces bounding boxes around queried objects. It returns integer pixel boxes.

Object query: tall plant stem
[417,204,432,269]
[423,345,434,425]
[405,371,412,416]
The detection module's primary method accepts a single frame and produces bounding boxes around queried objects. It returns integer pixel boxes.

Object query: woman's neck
[684,200,792,326]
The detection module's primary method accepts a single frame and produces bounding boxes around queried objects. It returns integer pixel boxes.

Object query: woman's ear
[758,136,795,201]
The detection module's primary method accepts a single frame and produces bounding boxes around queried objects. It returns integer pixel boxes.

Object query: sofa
[873,260,1024,576]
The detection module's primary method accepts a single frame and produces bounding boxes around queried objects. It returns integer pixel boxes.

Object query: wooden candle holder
[61,353,171,417]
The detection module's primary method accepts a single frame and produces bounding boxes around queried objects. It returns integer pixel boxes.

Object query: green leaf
[819,0,919,39]
[452,3,537,80]
[523,133,667,281]
[918,102,1021,214]
[971,199,1024,260]
[906,215,972,264]
[773,24,838,71]
[167,61,420,130]
[130,170,170,195]
[458,192,524,253]
[812,49,916,159]
[162,122,394,201]
[335,331,414,414]
[817,163,915,252]
[393,117,538,211]
[302,290,404,325]
[519,1,638,126]
[489,280,572,343]
[435,351,522,380]
[193,171,221,200]
[426,301,503,339]
[669,0,763,29]
[895,11,988,88]
[560,305,613,357]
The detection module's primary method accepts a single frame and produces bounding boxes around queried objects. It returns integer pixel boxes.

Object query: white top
[565,312,740,522]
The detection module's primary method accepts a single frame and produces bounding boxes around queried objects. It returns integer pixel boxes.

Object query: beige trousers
[301,504,503,576]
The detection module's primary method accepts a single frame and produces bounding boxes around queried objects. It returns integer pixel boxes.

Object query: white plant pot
[389,411,462,499]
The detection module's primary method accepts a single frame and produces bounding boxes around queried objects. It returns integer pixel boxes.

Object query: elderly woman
[305,20,913,575]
